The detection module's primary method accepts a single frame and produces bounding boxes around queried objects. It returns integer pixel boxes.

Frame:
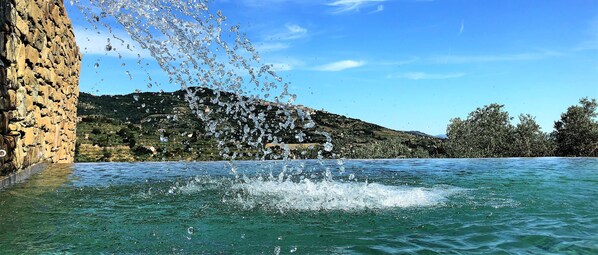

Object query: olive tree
[446,104,514,157]
[446,104,553,157]
[513,114,554,157]
[553,98,598,157]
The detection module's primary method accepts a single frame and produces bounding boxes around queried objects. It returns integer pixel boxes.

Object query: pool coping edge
[0,163,49,190]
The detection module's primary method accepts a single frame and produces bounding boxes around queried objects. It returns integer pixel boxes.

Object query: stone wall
[0,0,80,175]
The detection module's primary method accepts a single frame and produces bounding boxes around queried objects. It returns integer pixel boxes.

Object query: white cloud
[388,72,466,80]
[267,62,294,72]
[237,0,320,7]
[314,60,365,71]
[432,51,562,64]
[74,27,151,59]
[255,42,290,53]
[327,0,387,14]
[287,24,308,34]
[264,57,305,72]
[369,4,385,14]
[266,24,309,41]
[459,20,464,35]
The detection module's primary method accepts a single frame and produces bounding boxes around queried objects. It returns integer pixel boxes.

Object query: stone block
[42,19,55,39]
[0,112,8,134]
[39,106,49,116]
[6,89,17,110]
[39,116,51,131]
[24,94,34,112]
[16,87,26,116]
[38,85,49,96]
[8,122,19,132]
[23,67,36,86]
[23,110,36,127]
[32,29,47,51]
[15,0,29,17]
[22,127,36,145]
[50,5,61,23]
[15,12,29,35]
[15,44,27,78]
[5,33,21,63]
[2,135,16,162]
[25,45,39,64]
[23,146,42,167]
[29,1,43,23]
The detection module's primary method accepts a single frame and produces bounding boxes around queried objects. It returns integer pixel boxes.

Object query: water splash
[233,179,457,211]
[70,0,329,161]
[175,175,461,212]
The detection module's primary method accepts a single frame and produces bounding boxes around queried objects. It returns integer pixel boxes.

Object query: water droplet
[72,0,329,163]
[324,142,333,152]
[187,227,195,235]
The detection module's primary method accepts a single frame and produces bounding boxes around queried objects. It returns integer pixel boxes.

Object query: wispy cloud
[388,72,466,80]
[255,42,290,53]
[267,62,294,72]
[432,51,562,64]
[74,27,151,58]
[458,20,464,35]
[369,4,385,14]
[314,60,365,71]
[238,0,320,7]
[266,58,305,72]
[266,24,309,41]
[373,57,420,66]
[576,15,598,51]
[327,0,387,14]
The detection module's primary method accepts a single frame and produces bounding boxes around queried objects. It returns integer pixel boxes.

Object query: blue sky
[66,0,598,135]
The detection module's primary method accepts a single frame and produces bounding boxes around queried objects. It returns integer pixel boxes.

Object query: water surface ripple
[0,158,596,254]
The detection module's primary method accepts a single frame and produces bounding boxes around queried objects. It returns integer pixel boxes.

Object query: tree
[445,117,474,157]
[117,128,137,148]
[553,98,598,157]
[446,104,515,158]
[513,114,554,157]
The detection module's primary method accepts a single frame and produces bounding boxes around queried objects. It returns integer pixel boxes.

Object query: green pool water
[0,158,596,254]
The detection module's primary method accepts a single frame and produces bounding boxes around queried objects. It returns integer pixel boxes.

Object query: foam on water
[175,176,461,211]
[234,179,458,211]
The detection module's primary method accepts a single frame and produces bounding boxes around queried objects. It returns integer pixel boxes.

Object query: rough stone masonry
[0,0,80,175]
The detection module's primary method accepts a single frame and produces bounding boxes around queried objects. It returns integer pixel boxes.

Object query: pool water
[0,158,597,254]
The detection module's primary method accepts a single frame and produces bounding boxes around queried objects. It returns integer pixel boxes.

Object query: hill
[75,88,446,162]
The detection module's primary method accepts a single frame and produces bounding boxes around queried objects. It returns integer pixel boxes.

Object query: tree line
[445,98,598,158]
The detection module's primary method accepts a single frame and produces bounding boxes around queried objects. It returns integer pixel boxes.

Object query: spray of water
[70,0,329,162]
[170,174,462,212]
[66,1,446,213]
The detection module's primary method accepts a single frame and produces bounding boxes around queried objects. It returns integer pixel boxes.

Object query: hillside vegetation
[76,88,445,162]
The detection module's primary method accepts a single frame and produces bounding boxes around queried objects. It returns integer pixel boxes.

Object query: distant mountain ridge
[75,88,446,162]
